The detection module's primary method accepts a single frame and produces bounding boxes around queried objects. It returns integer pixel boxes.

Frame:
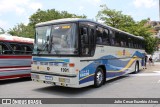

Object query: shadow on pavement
[33,85,94,97]
[0,77,31,85]
[33,75,130,97]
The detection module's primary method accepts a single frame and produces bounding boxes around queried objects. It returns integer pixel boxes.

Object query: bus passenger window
[10,44,22,54]
[103,29,110,45]
[96,27,103,44]
[0,43,12,54]
[0,45,2,54]
[114,32,121,46]
[21,44,32,54]
[119,33,127,47]
[89,28,95,56]
[109,29,115,46]
[128,37,134,48]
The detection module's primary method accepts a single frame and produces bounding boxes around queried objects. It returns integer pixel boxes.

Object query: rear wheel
[134,62,139,73]
[94,67,104,88]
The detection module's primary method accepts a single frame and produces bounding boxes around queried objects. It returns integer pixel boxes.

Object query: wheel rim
[135,64,138,72]
[96,70,103,85]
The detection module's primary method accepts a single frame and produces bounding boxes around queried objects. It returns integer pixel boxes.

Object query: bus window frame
[109,29,116,46]
[79,22,96,57]
[20,43,33,55]
[96,26,111,46]
[0,42,13,55]
[9,43,23,55]
[33,22,79,57]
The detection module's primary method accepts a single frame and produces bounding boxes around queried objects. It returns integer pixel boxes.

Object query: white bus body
[31,18,145,88]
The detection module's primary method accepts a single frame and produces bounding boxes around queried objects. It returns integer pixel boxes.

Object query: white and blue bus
[31,18,145,88]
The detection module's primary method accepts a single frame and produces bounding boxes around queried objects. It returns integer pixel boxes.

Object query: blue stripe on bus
[79,51,144,84]
[79,74,94,84]
[33,57,69,63]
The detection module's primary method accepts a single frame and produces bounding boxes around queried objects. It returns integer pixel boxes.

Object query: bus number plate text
[45,75,53,80]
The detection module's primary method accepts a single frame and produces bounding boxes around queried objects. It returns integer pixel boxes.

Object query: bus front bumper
[31,72,79,88]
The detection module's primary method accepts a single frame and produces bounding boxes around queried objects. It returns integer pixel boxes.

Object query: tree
[9,9,86,38]
[29,9,86,26]
[0,27,5,34]
[145,36,158,54]
[96,5,135,29]
[96,5,157,54]
[9,23,34,38]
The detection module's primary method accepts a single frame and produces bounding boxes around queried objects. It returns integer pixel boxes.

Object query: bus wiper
[49,42,58,54]
[48,35,58,54]
[37,42,48,55]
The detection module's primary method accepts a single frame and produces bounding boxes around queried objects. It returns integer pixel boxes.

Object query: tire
[94,67,104,88]
[134,62,139,73]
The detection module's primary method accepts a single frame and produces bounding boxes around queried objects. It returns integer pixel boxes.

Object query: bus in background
[0,33,34,80]
[31,18,145,88]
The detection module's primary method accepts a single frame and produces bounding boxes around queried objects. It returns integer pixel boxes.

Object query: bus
[0,33,34,80]
[31,18,145,88]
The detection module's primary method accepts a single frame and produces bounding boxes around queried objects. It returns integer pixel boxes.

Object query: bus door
[79,23,95,56]
[79,23,96,82]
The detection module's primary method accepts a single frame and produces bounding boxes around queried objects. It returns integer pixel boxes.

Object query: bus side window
[21,44,33,54]
[109,29,115,46]
[133,38,138,49]
[10,44,22,54]
[0,44,2,54]
[103,29,110,45]
[96,27,103,44]
[115,31,121,47]
[120,33,127,47]
[128,37,134,48]
[0,43,12,54]
[89,28,95,56]
[80,27,89,55]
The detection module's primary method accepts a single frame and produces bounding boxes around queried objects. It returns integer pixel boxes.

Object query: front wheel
[94,67,104,88]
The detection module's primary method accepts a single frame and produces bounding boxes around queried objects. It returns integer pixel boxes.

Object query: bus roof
[0,33,34,44]
[36,18,144,40]
[36,18,81,26]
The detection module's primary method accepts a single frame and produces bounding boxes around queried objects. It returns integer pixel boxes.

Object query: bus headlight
[59,78,70,83]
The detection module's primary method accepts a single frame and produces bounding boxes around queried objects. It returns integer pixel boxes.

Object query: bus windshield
[34,23,78,55]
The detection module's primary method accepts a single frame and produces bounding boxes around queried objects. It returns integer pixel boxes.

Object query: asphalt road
[0,63,160,106]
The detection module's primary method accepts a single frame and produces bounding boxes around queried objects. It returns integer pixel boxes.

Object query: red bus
[0,33,33,80]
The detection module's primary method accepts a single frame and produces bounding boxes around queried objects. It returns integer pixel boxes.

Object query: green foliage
[0,27,5,34]
[145,37,158,54]
[97,5,135,29]
[9,23,34,38]
[9,9,86,38]
[97,5,157,54]
[29,9,86,26]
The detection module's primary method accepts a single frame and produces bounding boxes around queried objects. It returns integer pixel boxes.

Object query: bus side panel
[0,55,32,80]
[78,46,145,87]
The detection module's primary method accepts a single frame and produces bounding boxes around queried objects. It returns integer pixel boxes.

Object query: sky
[0,0,159,31]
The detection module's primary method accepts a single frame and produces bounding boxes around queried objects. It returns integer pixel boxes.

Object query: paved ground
[143,62,160,72]
[0,62,160,107]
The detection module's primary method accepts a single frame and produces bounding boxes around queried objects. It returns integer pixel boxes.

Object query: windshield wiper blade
[48,35,58,54]
[37,42,48,55]
[49,42,58,54]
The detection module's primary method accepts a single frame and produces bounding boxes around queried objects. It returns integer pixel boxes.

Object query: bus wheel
[94,67,104,88]
[134,62,139,73]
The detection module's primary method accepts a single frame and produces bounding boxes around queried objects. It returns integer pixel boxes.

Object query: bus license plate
[45,75,53,80]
